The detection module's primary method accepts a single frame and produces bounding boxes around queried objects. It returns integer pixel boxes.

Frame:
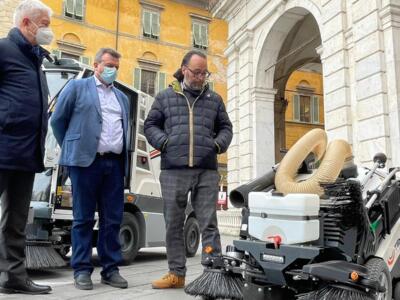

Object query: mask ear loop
[26,19,38,40]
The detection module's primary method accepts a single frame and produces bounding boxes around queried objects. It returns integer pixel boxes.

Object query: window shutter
[158,72,166,92]
[208,81,214,91]
[192,23,201,47]
[151,12,160,37]
[200,24,208,48]
[311,95,319,123]
[65,0,74,14]
[75,0,84,17]
[143,11,152,35]
[79,56,90,65]
[293,94,300,121]
[52,49,61,58]
[134,68,141,90]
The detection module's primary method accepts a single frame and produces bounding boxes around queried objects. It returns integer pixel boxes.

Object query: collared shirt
[94,76,123,154]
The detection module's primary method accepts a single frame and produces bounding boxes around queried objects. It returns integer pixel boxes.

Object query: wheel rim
[377,272,389,300]
[187,224,198,249]
[119,225,134,252]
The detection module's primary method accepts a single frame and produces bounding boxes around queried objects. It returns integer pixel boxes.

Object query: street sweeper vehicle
[23,57,200,269]
[185,128,400,300]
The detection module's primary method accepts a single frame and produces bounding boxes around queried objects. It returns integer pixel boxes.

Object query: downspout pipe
[116,0,120,50]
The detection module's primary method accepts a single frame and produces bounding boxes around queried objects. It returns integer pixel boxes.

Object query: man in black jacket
[0,0,53,295]
[144,50,233,289]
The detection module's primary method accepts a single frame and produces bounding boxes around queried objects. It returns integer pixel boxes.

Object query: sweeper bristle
[184,268,243,300]
[25,242,66,269]
[296,285,375,300]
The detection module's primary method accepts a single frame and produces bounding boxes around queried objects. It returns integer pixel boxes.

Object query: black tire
[119,212,140,265]
[365,257,392,300]
[394,280,400,300]
[184,217,200,257]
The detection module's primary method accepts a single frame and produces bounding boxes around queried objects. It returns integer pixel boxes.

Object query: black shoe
[101,272,128,289]
[74,273,93,290]
[0,278,51,295]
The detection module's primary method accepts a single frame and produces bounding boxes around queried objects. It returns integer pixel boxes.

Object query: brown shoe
[151,272,185,289]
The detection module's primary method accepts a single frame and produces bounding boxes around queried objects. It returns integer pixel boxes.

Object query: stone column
[320,0,353,146]
[251,87,276,177]
[381,2,400,167]
[225,43,241,194]
[236,31,255,185]
[352,0,392,165]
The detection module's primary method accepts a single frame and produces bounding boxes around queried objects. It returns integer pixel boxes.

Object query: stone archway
[254,7,322,164]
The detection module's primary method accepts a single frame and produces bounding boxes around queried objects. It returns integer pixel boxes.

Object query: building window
[64,0,85,21]
[192,21,208,49]
[140,70,157,96]
[142,10,160,39]
[133,68,166,96]
[293,94,319,123]
[61,52,80,61]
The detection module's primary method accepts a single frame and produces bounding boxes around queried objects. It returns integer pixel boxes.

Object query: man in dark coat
[144,50,233,289]
[0,0,53,295]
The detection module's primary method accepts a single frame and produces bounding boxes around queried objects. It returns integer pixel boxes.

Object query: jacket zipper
[177,90,204,167]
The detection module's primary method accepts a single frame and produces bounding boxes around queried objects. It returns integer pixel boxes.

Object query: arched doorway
[255,6,323,163]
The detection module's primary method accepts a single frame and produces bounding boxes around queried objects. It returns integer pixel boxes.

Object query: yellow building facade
[285,69,325,149]
[40,0,228,183]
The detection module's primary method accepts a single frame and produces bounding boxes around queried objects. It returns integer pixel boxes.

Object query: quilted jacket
[144,81,232,170]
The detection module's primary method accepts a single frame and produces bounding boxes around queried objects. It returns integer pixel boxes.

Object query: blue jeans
[69,156,124,278]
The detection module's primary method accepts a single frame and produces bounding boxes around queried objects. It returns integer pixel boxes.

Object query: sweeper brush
[184,268,243,300]
[296,285,375,300]
[25,241,66,269]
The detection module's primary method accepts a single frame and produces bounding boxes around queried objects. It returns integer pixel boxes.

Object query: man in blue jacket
[0,0,53,295]
[145,50,233,289]
[51,48,129,290]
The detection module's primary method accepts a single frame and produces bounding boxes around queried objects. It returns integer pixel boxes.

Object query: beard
[184,77,204,91]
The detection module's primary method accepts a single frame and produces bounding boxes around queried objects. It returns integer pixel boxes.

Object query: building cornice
[189,13,212,23]
[139,0,165,11]
[211,0,245,21]
[380,3,400,29]
[137,57,163,71]
[251,87,277,102]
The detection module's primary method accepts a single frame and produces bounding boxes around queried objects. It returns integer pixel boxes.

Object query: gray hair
[13,0,53,27]
[94,48,121,63]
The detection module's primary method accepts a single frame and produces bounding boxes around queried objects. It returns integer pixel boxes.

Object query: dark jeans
[0,170,35,284]
[69,157,124,278]
[160,169,221,276]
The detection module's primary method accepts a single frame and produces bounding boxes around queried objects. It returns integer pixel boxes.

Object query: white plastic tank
[248,192,320,244]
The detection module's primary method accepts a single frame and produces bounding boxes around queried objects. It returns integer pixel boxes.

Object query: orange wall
[43,0,229,169]
[284,70,325,149]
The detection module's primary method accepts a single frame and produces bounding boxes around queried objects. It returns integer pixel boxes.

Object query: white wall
[214,0,400,198]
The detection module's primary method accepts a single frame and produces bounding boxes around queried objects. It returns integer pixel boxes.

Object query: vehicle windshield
[31,168,52,202]
[45,71,77,100]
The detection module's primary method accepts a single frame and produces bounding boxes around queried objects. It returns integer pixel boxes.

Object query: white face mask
[31,20,54,45]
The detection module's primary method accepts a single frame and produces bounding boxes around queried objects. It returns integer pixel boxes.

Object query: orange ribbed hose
[275,129,352,195]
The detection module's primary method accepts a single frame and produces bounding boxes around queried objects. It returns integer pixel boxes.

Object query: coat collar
[8,27,50,62]
[170,80,210,95]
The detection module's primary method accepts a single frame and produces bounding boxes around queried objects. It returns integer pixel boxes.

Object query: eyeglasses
[185,66,211,79]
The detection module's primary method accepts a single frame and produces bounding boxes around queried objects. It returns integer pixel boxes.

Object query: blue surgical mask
[100,66,118,84]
